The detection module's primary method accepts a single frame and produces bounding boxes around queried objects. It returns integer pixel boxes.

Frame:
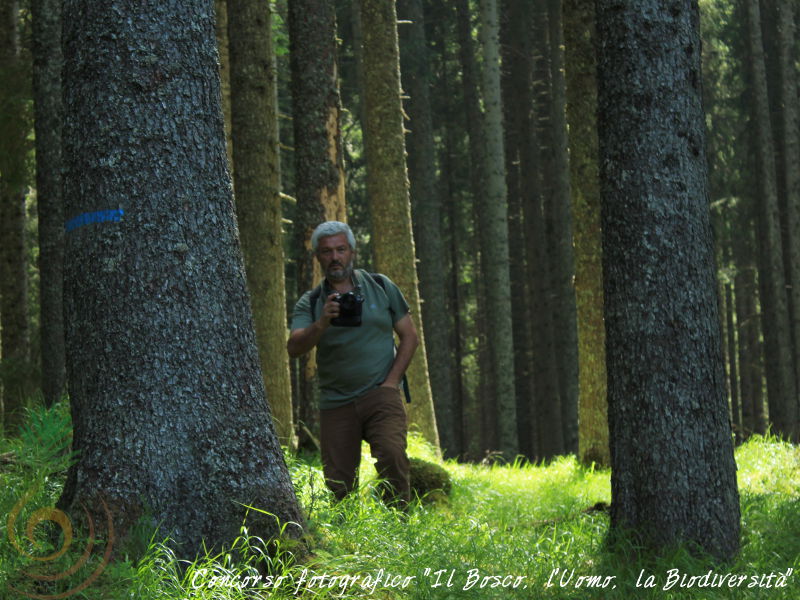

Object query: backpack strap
[308,284,323,321]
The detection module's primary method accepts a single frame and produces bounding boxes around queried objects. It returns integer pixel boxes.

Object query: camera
[332,291,364,327]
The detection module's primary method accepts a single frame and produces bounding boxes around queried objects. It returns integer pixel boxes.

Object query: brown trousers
[320,385,410,507]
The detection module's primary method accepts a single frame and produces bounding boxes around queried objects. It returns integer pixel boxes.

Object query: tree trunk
[775,0,800,399]
[32,0,65,408]
[437,42,467,458]
[733,183,767,438]
[455,0,489,460]
[529,2,563,459]
[478,0,518,459]
[735,263,766,437]
[564,0,608,466]
[744,0,798,441]
[0,0,32,433]
[596,0,740,559]
[215,0,233,169]
[59,0,303,556]
[545,0,578,455]
[227,0,295,449]
[429,0,467,459]
[500,0,536,458]
[724,274,741,441]
[359,0,440,453]
[398,0,455,457]
[287,0,347,450]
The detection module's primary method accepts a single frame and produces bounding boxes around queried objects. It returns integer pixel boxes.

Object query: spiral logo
[6,488,115,600]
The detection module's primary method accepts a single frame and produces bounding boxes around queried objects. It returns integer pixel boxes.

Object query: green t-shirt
[290,269,410,409]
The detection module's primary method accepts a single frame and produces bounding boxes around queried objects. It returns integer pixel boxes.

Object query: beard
[326,259,353,282]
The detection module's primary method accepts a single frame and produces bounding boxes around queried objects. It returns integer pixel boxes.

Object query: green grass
[1,402,798,599]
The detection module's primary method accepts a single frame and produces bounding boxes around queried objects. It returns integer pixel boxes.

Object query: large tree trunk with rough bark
[359,0,440,453]
[227,0,295,448]
[58,0,303,556]
[596,0,740,559]
[32,0,65,408]
[287,0,347,450]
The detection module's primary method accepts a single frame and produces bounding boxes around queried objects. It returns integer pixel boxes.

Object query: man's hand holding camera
[318,293,341,329]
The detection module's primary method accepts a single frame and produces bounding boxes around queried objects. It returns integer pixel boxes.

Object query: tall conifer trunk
[359,0,440,452]
[478,0,517,458]
[0,0,32,432]
[500,0,536,458]
[227,0,295,448]
[455,0,489,459]
[597,0,740,559]
[398,0,455,456]
[215,0,233,168]
[287,0,347,449]
[32,0,65,407]
[564,0,608,465]
[776,0,800,396]
[59,0,302,555]
[529,1,563,458]
[545,0,579,455]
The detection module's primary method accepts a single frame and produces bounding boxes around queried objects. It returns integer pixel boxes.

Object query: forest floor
[1,402,798,600]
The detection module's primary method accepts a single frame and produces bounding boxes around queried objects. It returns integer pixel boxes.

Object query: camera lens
[339,293,357,310]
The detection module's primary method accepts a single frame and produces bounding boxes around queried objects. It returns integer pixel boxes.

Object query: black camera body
[331,291,364,326]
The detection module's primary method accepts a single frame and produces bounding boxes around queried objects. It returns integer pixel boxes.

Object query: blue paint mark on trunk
[65,209,125,232]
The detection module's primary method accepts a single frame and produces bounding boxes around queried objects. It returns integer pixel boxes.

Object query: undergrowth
[1,402,798,599]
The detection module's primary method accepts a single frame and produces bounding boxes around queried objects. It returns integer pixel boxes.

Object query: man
[288,221,418,507]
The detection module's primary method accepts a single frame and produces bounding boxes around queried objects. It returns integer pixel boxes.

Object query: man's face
[316,233,354,283]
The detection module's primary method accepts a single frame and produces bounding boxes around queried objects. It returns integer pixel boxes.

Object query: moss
[409,458,451,504]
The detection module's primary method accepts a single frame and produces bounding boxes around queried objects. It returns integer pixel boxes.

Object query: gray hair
[311,221,356,252]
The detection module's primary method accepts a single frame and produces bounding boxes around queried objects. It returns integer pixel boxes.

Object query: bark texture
[564,0,608,466]
[596,0,740,559]
[227,0,294,448]
[359,0,440,452]
[60,0,302,556]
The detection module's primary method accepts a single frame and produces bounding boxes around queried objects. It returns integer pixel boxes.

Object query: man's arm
[287,293,340,358]
[380,313,420,389]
